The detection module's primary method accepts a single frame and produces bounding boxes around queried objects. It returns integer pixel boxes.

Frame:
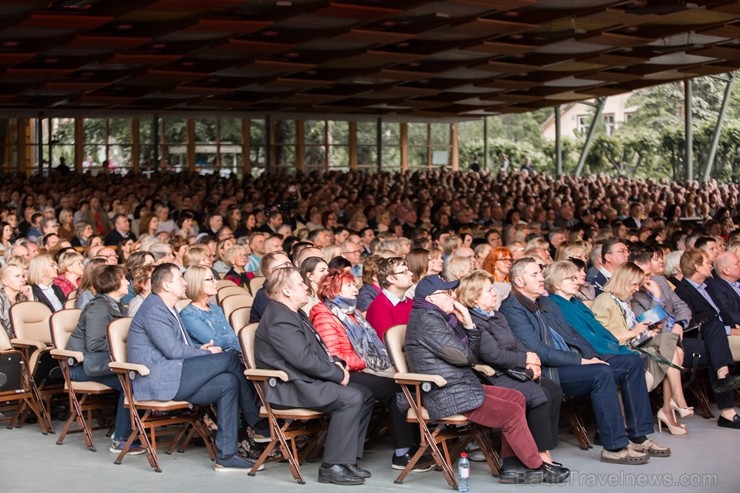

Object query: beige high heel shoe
[670,399,694,418]
[657,409,687,435]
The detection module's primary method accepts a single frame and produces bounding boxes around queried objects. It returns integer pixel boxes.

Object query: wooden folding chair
[216,279,237,291]
[561,395,593,450]
[217,285,250,304]
[220,293,252,323]
[384,324,500,488]
[238,323,327,484]
[174,298,192,312]
[0,328,49,433]
[229,306,251,334]
[107,317,217,472]
[9,301,58,433]
[50,309,117,451]
[249,276,266,297]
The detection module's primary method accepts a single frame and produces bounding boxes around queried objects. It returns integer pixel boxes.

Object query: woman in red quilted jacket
[309,269,432,472]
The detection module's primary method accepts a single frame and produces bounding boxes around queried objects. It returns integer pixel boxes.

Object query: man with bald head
[706,252,740,361]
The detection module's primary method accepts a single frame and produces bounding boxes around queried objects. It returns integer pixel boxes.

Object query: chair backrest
[238,323,260,369]
[107,318,133,364]
[0,326,11,351]
[249,276,266,296]
[50,309,83,350]
[64,298,77,309]
[66,290,78,301]
[10,301,54,343]
[229,306,251,334]
[217,285,250,304]
[221,294,252,320]
[175,298,192,312]
[215,279,236,290]
[384,324,408,373]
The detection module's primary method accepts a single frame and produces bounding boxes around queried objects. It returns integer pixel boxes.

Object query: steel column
[574,97,606,176]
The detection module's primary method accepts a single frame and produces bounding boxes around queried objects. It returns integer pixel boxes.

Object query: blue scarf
[324,296,391,371]
[549,294,632,356]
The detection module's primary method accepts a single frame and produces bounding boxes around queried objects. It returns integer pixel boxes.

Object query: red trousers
[465,385,542,469]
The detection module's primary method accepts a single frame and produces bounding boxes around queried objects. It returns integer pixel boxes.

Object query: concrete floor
[1,407,738,493]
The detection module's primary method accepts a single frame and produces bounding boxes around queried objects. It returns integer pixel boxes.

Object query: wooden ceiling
[2,0,740,118]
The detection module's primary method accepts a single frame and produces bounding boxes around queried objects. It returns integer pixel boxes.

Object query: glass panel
[220,118,242,144]
[408,123,427,146]
[328,145,349,169]
[275,145,295,167]
[357,145,377,166]
[357,121,376,145]
[408,147,428,169]
[304,120,326,145]
[274,120,295,144]
[195,119,218,143]
[430,123,450,145]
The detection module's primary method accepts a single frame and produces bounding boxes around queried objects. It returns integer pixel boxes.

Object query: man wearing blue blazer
[128,263,262,470]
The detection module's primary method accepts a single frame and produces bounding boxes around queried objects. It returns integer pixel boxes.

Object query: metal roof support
[685,79,693,181]
[702,72,735,183]
[555,105,562,176]
[574,97,606,177]
[483,116,489,172]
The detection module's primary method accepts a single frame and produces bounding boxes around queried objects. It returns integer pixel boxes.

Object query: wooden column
[74,118,84,173]
[450,122,459,171]
[186,119,195,173]
[348,121,357,170]
[400,123,408,173]
[295,120,304,172]
[241,118,251,176]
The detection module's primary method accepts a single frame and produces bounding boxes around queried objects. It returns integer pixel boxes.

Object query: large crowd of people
[1,167,739,484]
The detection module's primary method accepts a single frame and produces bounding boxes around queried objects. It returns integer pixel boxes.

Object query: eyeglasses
[343,250,361,255]
[611,248,630,255]
[393,269,411,275]
[566,275,580,283]
[498,257,513,262]
[204,277,217,282]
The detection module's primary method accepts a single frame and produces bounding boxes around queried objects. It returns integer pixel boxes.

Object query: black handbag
[83,351,113,377]
[505,368,534,382]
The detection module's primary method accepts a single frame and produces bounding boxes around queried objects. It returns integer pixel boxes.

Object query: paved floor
[1,407,738,493]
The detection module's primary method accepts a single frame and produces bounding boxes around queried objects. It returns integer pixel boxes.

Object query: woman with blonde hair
[53,249,84,298]
[29,254,64,312]
[444,255,474,282]
[213,238,236,274]
[0,264,33,338]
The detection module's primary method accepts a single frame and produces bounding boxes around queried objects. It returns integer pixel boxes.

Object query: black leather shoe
[499,458,544,485]
[718,414,740,429]
[344,463,371,478]
[712,375,740,394]
[318,464,365,485]
[540,462,570,483]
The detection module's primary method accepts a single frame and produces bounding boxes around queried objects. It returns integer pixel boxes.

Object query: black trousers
[683,320,736,410]
[350,371,415,450]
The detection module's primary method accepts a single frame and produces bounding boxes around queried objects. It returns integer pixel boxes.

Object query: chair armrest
[109,361,150,377]
[394,372,447,387]
[10,338,47,350]
[50,348,84,363]
[473,364,496,377]
[245,368,289,382]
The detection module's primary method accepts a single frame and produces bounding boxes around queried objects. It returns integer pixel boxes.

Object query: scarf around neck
[325,296,391,371]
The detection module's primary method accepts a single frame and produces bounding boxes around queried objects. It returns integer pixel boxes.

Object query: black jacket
[705,275,740,328]
[32,284,65,312]
[405,306,483,422]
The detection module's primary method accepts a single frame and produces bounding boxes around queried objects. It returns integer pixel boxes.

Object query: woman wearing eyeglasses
[482,247,514,308]
[180,265,240,352]
[180,264,270,443]
[457,270,565,470]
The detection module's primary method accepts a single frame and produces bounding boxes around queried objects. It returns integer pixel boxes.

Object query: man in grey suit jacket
[128,263,262,471]
[255,266,374,485]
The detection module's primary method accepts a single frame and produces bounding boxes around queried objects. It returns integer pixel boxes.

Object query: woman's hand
[526,363,541,380]
[581,357,607,365]
[19,285,32,300]
[452,301,474,329]
[200,340,222,354]
[525,352,541,366]
[632,321,650,333]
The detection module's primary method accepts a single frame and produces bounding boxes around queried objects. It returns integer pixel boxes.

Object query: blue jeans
[557,353,653,450]
[69,364,131,442]
[174,352,260,459]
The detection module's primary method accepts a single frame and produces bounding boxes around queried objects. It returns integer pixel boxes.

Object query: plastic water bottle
[457,452,470,493]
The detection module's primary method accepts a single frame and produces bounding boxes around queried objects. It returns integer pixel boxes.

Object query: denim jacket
[179,303,240,352]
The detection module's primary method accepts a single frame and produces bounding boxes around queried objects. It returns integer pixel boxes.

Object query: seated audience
[406,275,569,484]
